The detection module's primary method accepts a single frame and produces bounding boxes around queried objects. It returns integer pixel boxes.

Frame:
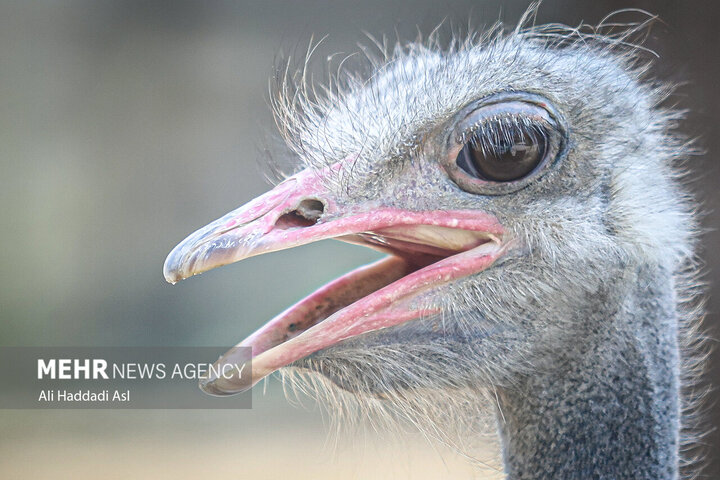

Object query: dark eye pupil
[457,129,546,182]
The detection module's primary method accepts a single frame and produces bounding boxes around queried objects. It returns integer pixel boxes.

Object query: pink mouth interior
[241,226,496,358]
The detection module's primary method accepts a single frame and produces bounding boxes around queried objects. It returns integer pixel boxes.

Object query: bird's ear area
[439,92,568,196]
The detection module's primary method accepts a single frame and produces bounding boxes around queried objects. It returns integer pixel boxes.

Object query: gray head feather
[259,7,707,479]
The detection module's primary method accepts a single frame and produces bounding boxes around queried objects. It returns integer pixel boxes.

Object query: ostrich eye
[456,120,547,182]
[444,95,565,195]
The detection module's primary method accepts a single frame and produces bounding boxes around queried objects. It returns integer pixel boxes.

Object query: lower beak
[164,164,508,395]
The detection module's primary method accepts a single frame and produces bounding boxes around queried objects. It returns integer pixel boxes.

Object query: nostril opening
[296,199,325,220]
[275,198,325,229]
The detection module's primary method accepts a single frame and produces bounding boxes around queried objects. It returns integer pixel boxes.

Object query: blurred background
[0,1,717,478]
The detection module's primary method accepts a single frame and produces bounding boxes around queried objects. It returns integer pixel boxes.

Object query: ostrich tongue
[164,162,508,395]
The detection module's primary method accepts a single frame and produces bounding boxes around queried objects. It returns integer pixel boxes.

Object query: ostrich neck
[496,264,680,479]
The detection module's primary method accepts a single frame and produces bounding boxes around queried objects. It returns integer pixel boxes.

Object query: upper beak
[164,162,508,395]
[164,164,342,284]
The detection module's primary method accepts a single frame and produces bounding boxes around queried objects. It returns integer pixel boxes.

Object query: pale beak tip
[163,245,189,284]
[198,374,253,396]
[198,377,227,396]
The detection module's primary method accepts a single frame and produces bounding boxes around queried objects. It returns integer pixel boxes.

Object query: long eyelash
[459,115,550,154]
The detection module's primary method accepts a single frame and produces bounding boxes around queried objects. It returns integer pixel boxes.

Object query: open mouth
[163,164,508,395]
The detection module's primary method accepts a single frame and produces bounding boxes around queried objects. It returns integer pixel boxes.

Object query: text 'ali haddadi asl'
[37,389,130,402]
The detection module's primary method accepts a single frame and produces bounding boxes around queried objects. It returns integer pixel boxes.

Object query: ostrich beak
[164,163,508,395]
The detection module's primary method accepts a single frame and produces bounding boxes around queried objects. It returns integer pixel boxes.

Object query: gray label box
[0,347,252,409]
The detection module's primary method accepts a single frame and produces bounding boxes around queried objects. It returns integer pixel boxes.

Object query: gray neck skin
[497,265,680,479]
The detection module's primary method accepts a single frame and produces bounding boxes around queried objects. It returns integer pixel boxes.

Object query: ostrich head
[164,11,701,479]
